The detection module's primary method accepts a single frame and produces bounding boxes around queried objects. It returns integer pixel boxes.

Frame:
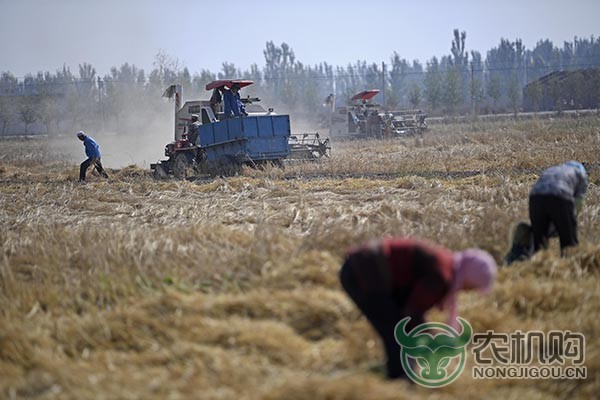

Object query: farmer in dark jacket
[77,131,108,182]
[529,161,588,255]
[186,114,201,144]
[339,237,497,379]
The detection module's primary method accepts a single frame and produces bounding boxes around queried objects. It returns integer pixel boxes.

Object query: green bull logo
[394,317,472,387]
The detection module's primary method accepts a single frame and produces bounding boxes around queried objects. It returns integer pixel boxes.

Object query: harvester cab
[205,79,267,120]
[328,89,381,138]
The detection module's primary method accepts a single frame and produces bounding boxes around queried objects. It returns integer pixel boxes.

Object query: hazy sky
[1,0,599,79]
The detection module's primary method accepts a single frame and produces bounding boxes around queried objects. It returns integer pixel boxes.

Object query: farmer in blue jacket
[223,83,247,118]
[529,161,588,255]
[77,131,108,182]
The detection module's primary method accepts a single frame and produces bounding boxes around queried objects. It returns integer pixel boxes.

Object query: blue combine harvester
[151,80,328,178]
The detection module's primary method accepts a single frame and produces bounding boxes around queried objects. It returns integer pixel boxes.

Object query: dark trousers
[339,251,419,380]
[529,194,578,253]
[80,158,108,181]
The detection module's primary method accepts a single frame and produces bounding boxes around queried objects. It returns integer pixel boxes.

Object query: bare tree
[218,62,239,80]
[153,50,182,85]
[507,73,521,115]
[408,84,422,109]
[0,96,15,135]
[424,57,442,112]
[486,74,502,112]
[18,97,38,134]
[443,68,463,114]
[38,94,59,135]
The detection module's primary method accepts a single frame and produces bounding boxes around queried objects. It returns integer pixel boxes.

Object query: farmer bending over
[529,161,588,255]
[339,237,497,379]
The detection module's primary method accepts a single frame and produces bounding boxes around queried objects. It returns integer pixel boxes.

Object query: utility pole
[97,77,104,132]
[471,63,475,115]
[381,61,386,109]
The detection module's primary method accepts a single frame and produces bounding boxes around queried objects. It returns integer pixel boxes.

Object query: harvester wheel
[173,153,193,179]
[153,164,168,179]
[219,155,242,176]
[320,138,331,158]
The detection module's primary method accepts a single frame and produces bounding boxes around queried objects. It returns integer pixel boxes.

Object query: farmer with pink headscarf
[339,237,496,380]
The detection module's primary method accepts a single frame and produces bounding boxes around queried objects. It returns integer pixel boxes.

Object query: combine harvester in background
[151,80,330,178]
[326,89,428,140]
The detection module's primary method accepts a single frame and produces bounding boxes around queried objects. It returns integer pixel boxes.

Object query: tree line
[1,31,600,135]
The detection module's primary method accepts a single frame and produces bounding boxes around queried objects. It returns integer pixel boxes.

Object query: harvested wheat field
[1,117,599,399]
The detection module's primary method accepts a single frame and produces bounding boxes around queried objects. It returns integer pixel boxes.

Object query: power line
[4,53,600,81]
[1,63,599,90]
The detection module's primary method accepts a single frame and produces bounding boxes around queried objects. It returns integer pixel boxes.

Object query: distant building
[522,68,600,112]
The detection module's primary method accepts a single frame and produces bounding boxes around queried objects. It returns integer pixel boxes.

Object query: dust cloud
[46,101,175,169]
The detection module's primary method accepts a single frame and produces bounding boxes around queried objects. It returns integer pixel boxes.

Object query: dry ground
[1,116,599,399]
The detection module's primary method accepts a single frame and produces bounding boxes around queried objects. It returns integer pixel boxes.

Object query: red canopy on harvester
[205,79,254,91]
[351,89,380,101]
